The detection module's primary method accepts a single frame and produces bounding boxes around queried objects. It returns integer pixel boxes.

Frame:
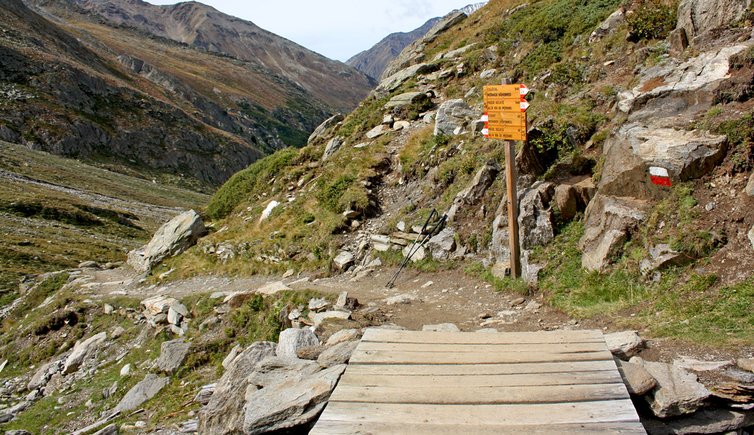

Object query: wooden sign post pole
[504,140,521,279]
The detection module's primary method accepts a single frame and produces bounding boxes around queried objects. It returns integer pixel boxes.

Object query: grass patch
[465,262,530,296]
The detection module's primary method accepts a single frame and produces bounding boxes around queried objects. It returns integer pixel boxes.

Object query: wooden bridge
[310,329,645,434]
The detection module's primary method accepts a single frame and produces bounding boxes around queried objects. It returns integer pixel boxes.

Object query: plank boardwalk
[310,329,646,434]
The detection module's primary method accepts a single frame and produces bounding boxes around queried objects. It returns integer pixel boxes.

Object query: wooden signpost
[483,84,529,279]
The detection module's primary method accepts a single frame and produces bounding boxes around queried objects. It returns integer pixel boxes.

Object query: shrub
[627,1,677,41]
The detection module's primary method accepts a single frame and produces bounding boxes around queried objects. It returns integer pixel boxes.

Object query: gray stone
[402,245,426,262]
[222,344,242,370]
[674,357,732,372]
[384,294,419,305]
[332,251,355,272]
[370,234,392,252]
[616,359,657,396]
[91,424,117,435]
[194,383,215,405]
[120,364,131,377]
[434,99,476,136]
[554,184,578,221]
[114,374,169,413]
[738,358,754,372]
[325,329,361,347]
[309,311,351,327]
[248,356,321,389]
[365,124,388,139]
[28,360,61,391]
[605,331,645,359]
[242,364,346,434]
[746,173,754,197]
[426,228,456,260]
[580,194,647,272]
[276,328,319,359]
[384,91,430,110]
[307,114,344,144]
[641,244,689,275]
[167,302,188,326]
[589,8,625,43]
[317,340,359,368]
[256,281,291,296]
[642,408,754,435]
[321,136,345,161]
[422,323,460,332]
[296,345,324,360]
[155,339,190,374]
[63,332,107,375]
[111,326,125,339]
[479,69,497,79]
[199,342,276,434]
[393,120,411,131]
[376,63,432,95]
[308,298,329,312]
[127,210,206,272]
[260,200,280,222]
[641,360,711,418]
[141,295,177,316]
[677,0,752,41]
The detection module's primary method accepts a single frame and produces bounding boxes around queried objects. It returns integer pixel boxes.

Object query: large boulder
[580,194,648,272]
[434,99,476,136]
[426,228,457,261]
[114,374,169,413]
[63,332,107,375]
[677,0,752,41]
[639,359,711,418]
[155,339,190,374]
[307,114,343,145]
[321,136,344,161]
[375,63,434,95]
[127,210,206,272]
[317,341,359,368]
[604,331,645,359]
[199,342,276,434]
[243,364,346,434]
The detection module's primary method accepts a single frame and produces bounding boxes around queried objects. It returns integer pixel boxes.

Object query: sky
[144,1,478,61]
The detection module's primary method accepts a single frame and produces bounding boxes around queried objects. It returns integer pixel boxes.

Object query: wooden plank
[349,349,613,365]
[343,360,618,376]
[357,341,608,354]
[310,420,647,435]
[328,383,629,404]
[315,401,641,426]
[361,328,604,344]
[338,370,624,388]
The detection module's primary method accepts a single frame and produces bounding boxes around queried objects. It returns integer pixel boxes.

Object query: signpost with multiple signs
[483,84,530,279]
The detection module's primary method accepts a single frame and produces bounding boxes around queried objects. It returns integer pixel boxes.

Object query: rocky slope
[0,0,373,188]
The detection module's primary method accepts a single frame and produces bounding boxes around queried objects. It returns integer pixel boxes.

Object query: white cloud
[143,0,477,61]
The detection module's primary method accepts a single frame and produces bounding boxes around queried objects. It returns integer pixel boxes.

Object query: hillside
[0,0,373,188]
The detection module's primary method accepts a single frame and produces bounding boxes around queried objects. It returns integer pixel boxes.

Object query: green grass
[465,262,530,296]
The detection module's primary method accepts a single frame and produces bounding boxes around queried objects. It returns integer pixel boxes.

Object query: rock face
[640,360,711,418]
[276,328,319,360]
[199,342,276,434]
[114,374,169,413]
[384,91,431,110]
[127,210,206,272]
[63,332,107,375]
[308,114,344,144]
[155,339,190,374]
[580,194,647,272]
[434,99,476,136]
[677,0,752,41]
[243,364,346,434]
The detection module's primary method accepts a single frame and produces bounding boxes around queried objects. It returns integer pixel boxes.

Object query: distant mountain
[346,2,487,80]
[0,0,375,188]
[346,17,441,80]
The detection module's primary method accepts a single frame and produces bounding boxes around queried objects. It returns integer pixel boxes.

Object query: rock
[307,114,343,144]
[282,269,295,279]
[554,184,578,221]
[199,342,276,434]
[167,302,188,326]
[155,339,191,374]
[276,328,319,359]
[640,360,711,418]
[194,383,215,405]
[120,364,131,377]
[127,210,206,272]
[674,357,732,372]
[308,298,329,312]
[480,68,497,79]
[640,244,690,275]
[447,161,499,221]
[78,260,99,269]
[434,99,476,136]
[91,424,117,435]
[677,0,751,41]
[604,331,645,359]
[616,359,657,396]
[426,228,456,260]
[6,430,33,435]
[256,281,291,296]
[385,294,419,305]
[111,326,125,339]
[141,295,177,316]
[746,173,754,196]
[260,201,280,222]
[365,124,389,139]
[642,408,754,435]
[242,364,346,434]
[325,329,361,347]
[309,311,351,327]
[296,345,324,360]
[393,120,410,131]
[376,63,434,95]
[384,91,430,110]
[332,251,355,272]
[370,234,392,252]
[222,345,242,370]
[28,360,61,391]
[580,194,647,272]
[321,136,345,161]
[669,28,690,57]
[422,323,460,332]
[114,374,169,413]
[402,245,426,262]
[749,226,754,250]
[248,356,321,389]
[588,8,625,43]
[63,332,107,374]
[738,358,754,372]
[317,340,359,368]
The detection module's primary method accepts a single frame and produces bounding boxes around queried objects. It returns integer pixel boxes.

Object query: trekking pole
[386,209,447,288]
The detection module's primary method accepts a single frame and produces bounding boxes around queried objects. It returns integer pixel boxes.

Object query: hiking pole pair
[386,209,447,288]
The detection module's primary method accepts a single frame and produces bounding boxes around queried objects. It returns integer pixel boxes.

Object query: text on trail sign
[482,84,529,141]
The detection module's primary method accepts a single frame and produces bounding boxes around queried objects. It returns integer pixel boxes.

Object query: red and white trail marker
[649,166,672,187]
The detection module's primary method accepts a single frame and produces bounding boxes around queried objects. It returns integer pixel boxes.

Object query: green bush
[206,148,298,220]
[627,1,677,41]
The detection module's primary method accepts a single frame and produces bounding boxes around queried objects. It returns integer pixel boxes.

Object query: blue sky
[144,1,478,61]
